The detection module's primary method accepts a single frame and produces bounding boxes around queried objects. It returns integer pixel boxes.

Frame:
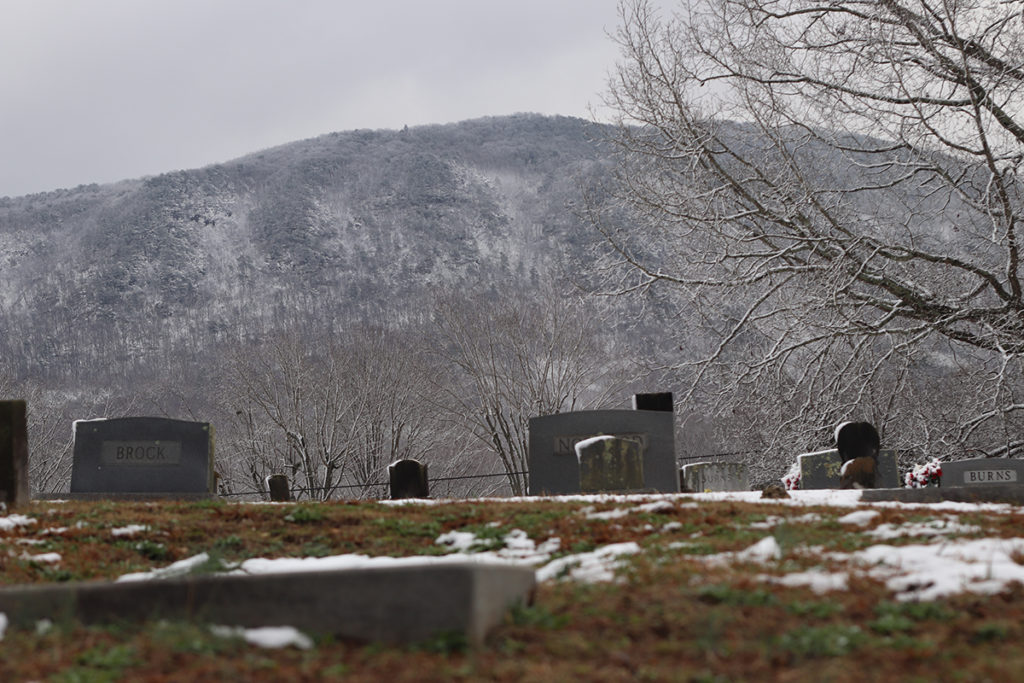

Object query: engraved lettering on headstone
[553,433,648,456]
[965,469,1017,484]
[101,441,182,466]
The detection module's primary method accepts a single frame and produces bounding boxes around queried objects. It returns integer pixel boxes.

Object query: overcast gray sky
[1,0,643,198]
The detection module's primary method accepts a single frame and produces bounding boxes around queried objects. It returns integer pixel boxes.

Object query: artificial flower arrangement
[904,458,942,488]
[781,460,801,490]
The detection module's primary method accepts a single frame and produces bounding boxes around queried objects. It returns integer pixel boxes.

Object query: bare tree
[600,0,1024,464]
[431,288,626,495]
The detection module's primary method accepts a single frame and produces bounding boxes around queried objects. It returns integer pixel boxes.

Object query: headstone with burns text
[528,410,677,495]
[70,417,214,498]
[942,458,1024,488]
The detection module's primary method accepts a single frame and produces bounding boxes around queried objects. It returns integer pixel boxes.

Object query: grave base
[34,492,217,502]
[860,485,1024,505]
[0,562,536,646]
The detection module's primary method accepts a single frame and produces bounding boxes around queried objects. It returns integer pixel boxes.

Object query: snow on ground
[210,624,313,650]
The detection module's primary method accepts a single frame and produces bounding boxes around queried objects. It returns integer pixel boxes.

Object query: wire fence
[216,451,751,500]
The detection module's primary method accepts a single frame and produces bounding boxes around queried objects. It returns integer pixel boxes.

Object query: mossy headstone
[576,436,645,493]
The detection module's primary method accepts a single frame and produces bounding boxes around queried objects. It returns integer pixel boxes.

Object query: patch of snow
[21,552,61,564]
[117,552,214,582]
[585,508,630,521]
[704,537,782,566]
[866,519,982,540]
[210,625,313,650]
[111,524,150,537]
[837,510,881,526]
[435,530,479,552]
[0,514,36,531]
[750,513,824,529]
[536,542,641,583]
[661,522,684,532]
[760,569,850,594]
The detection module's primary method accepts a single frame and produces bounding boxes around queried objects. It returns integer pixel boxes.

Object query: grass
[0,496,1023,680]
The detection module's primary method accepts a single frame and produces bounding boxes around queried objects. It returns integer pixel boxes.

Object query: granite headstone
[681,462,750,492]
[0,400,30,508]
[389,459,429,499]
[70,417,215,497]
[797,449,900,489]
[575,436,645,493]
[528,410,677,495]
[942,458,1024,487]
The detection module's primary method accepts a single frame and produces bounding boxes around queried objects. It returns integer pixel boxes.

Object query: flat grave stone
[0,561,536,646]
[682,462,749,492]
[576,436,644,493]
[528,410,677,495]
[941,458,1024,487]
[798,449,900,489]
[70,417,214,498]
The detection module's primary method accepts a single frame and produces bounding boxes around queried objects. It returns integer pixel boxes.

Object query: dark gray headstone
[0,400,30,508]
[389,459,429,499]
[942,458,1024,487]
[797,449,900,489]
[70,417,214,496]
[681,462,750,492]
[632,392,674,412]
[266,474,291,502]
[576,436,644,493]
[528,410,677,495]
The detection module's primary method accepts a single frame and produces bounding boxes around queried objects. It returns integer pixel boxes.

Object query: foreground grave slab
[861,485,1024,505]
[0,562,536,646]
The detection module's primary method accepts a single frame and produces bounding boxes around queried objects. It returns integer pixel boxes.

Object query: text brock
[100,441,182,467]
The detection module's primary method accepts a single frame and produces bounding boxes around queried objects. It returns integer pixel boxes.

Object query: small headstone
[70,417,215,498]
[576,436,644,493]
[632,392,674,412]
[528,410,677,495]
[389,459,429,499]
[0,401,30,508]
[761,483,790,499]
[266,474,291,502]
[798,449,900,489]
[681,462,750,492]
[942,458,1024,487]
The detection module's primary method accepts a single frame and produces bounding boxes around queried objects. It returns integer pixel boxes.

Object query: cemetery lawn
[2,494,1024,681]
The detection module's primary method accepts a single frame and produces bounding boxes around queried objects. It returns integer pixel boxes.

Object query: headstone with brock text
[576,436,645,493]
[797,448,900,489]
[0,401,30,508]
[70,417,214,497]
[942,458,1024,487]
[528,410,677,495]
[681,462,750,492]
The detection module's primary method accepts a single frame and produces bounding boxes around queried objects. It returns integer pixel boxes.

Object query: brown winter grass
[2,496,1024,681]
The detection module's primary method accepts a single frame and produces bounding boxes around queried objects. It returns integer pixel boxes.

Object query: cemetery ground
[1,494,1024,681]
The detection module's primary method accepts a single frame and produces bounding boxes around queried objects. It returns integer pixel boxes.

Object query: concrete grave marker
[942,458,1024,487]
[528,410,677,495]
[0,400,30,508]
[682,462,750,492]
[798,449,900,489]
[575,436,645,493]
[266,474,291,502]
[70,417,214,498]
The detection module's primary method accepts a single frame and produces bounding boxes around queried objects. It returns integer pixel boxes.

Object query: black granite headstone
[70,417,214,496]
[0,401,30,508]
[528,410,677,495]
[632,392,674,412]
[266,474,291,502]
[389,459,429,499]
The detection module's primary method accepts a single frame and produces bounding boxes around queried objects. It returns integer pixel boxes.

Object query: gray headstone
[266,474,291,502]
[528,410,678,495]
[682,462,750,492]
[797,449,900,489]
[576,436,644,493]
[389,459,429,499]
[942,458,1024,487]
[0,400,30,508]
[70,417,214,496]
